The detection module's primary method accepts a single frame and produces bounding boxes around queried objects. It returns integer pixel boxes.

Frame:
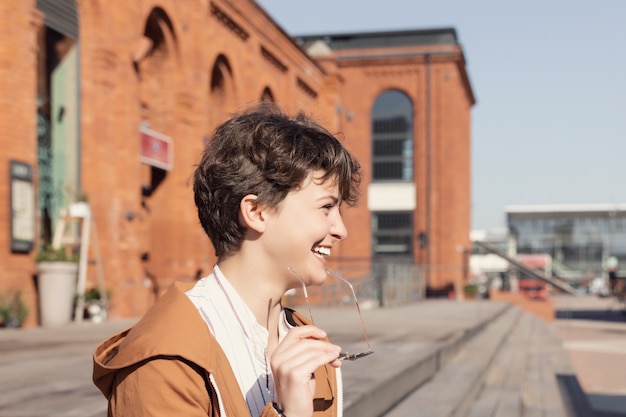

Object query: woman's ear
[239,194,266,233]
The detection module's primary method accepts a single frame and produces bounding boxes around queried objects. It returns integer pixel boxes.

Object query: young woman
[93,104,361,417]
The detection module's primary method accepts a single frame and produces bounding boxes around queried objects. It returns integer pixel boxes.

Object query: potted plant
[463,283,479,300]
[82,287,110,323]
[0,291,29,328]
[35,246,79,327]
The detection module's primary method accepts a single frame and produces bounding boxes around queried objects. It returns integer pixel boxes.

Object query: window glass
[509,212,626,278]
[372,212,413,258]
[371,90,413,181]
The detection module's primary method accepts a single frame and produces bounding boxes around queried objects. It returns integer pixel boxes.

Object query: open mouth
[312,245,330,258]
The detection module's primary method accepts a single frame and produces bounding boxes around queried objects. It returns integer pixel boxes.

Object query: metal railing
[291,261,428,308]
[473,240,580,296]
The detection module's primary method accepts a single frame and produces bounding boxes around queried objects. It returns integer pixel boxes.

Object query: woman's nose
[330,212,348,241]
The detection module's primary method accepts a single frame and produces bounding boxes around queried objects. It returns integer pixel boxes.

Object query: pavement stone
[5,295,623,417]
[0,300,508,417]
[554,295,626,416]
[384,305,521,417]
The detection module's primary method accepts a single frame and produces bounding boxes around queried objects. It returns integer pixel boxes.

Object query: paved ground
[554,294,626,416]
[0,294,624,417]
[0,300,507,417]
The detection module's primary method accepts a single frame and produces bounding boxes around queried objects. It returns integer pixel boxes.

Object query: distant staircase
[383,306,596,417]
[473,240,580,296]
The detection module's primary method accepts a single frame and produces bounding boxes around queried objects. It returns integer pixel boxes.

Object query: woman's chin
[310,269,329,286]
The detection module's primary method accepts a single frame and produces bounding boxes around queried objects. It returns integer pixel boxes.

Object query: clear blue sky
[257,0,626,231]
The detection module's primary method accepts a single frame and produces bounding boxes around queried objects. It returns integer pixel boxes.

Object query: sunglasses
[288,267,374,361]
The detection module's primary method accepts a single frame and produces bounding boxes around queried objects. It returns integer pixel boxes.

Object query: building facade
[507,204,626,282]
[299,30,475,293]
[0,0,474,326]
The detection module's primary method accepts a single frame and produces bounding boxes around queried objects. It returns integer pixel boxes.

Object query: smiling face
[261,171,347,288]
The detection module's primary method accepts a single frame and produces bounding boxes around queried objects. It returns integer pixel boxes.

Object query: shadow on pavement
[557,373,596,417]
[556,297,626,322]
[555,309,626,322]
[558,374,626,417]
[588,393,626,417]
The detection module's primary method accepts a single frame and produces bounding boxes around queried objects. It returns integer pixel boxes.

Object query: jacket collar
[93,281,337,415]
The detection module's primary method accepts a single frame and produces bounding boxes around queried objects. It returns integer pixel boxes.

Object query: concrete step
[523,315,569,417]
[341,302,513,417]
[383,305,524,417]
[526,317,596,417]
[466,309,595,417]
[465,312,534,417]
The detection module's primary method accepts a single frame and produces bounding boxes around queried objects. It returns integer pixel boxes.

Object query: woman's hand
[270,325,342,417]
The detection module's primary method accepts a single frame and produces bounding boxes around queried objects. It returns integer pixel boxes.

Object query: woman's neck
[217,257,285,332]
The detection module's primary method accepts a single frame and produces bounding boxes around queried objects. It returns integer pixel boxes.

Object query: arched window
[134,7,178,123]
[210,55,232,93]
[371,90,413,181]
[210,54,234,109]
[144,8,177,52]
[133,7,178,73]
[260,87,274,102]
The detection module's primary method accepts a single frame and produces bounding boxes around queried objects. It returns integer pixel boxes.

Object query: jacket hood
[92,281,213,398]
[92,280,337,416]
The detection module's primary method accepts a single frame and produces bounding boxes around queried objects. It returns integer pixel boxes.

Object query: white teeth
[313,246,330,256]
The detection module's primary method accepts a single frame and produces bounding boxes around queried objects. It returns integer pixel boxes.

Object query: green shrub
[82,287,111,302]
[0,291,29,327]
[35,246,79,263]
[463,284,479,296]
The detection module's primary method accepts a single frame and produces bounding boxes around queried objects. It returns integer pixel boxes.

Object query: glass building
[507,204,626,281]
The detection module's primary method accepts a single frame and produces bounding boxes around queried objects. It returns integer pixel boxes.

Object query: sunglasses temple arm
[326,268,356,298]
[326,269,373,352]
[288,267,315,325]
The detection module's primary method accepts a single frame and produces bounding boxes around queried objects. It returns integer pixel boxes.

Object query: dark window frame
[372,211,413,258]
[371,90,414,182]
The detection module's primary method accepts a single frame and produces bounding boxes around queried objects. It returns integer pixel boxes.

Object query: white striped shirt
[186,265,292,417]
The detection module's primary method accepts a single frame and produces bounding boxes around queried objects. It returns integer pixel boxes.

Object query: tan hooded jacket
[93,282,340,417]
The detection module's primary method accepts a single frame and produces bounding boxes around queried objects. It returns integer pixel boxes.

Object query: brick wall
[0,0,42,327]
[75,0,341,318]
[0,0,474,323]
[330,49,473,290]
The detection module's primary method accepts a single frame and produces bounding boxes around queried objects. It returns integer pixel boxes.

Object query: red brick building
[0,0,474,326]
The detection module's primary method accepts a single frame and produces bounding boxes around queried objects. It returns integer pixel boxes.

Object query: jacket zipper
[210,374,227,417]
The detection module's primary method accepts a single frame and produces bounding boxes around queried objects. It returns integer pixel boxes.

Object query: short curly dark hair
[193,104,361,258]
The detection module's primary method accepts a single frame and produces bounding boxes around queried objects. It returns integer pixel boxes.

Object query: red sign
[139,126,173,171]
[517,254,550,269]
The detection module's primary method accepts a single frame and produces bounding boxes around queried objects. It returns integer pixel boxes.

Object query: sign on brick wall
[139,126,173,171]
[10,160,35,253]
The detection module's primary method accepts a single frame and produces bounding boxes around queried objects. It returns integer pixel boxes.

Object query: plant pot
[37,262,78,327]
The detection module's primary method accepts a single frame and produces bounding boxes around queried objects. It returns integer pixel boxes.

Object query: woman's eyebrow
[317,195,339,204]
